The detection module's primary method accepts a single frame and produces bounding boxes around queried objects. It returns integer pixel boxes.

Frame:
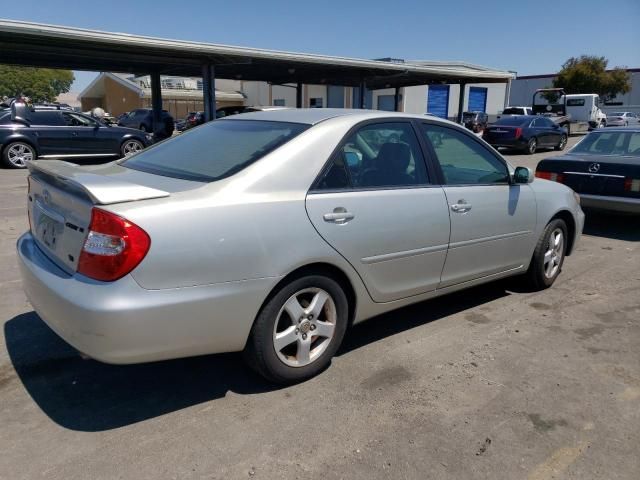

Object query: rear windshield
[494,117,528,126]
[571,131,640,156]
[121,119,309,182]
[501,108,523,115]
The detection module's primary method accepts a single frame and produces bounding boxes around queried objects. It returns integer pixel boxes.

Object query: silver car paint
[17,109,585,364]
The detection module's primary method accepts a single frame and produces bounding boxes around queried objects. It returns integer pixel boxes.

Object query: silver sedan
[17,109,584,383]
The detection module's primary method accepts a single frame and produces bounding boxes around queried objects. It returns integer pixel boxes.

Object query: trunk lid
[485,125,519,140]
[537,154,640,198]
[26,160,200,274]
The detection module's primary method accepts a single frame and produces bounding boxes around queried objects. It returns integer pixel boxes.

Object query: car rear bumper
[486,138,528,149]
[579,194,640,214]
[17,232,277,364]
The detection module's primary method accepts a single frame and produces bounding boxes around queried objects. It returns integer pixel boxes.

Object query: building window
[273,99,286,106]
[309,97,323,108]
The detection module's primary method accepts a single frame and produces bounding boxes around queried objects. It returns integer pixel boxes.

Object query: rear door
[29,111,72,155]
[306,121,451,302]
[419,122,537,287]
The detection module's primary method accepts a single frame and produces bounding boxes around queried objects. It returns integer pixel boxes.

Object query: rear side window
[31,111,64,126]
[421,124,509,185]
[122,120,308,182]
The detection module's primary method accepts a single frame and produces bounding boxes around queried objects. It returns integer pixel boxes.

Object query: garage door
[327,85,345,108]
[468,87,488,112]
[427,85,449,118]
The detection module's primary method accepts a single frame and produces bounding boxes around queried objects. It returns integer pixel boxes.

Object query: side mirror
[513,166,534,184]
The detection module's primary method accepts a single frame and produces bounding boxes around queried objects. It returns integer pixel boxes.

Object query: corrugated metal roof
[0,19,514,87]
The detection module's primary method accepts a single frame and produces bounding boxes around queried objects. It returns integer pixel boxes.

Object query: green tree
[0,65,74,103]
[552,56,631,101]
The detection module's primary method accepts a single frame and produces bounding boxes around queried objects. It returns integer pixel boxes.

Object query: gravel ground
[1,136,639,479]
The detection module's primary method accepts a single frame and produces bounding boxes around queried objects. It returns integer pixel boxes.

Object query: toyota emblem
[588,163,600,173]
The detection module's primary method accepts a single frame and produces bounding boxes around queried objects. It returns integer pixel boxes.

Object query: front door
[62,112,114,154]
[419,122,537,287]
[306,121,451,302]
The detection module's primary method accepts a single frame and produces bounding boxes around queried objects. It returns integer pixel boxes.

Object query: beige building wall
[103,76,142,116]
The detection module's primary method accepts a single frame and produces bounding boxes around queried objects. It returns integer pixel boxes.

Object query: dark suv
[0,105,152,168]
[118,108,175,138]
[462,111,489,133]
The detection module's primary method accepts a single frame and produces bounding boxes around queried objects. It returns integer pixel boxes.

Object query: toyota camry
[17,109,584,383]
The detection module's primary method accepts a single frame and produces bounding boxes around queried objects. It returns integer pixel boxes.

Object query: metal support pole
[359,81,365,109]
[393,87,400,112]
[202,64,216,122]
[150,72,163,137]
[457,82,466,123]
[296,83,302,108]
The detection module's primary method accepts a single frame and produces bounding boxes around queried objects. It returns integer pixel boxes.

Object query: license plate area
[33,200,65,252]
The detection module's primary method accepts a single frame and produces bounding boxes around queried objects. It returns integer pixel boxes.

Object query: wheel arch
[258,262,357,328]
[2,136,39,157]
[550,209,577,255]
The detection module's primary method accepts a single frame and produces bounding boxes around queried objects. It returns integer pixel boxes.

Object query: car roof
[219,108,459,126]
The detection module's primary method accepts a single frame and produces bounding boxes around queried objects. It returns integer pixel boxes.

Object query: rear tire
[2,141,36,169]
[526,138,537,155]
[524,219,567,290]
[243,275,349,384]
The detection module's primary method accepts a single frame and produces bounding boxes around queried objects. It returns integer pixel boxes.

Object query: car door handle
[451,202,472,213]
[323,208,354,224]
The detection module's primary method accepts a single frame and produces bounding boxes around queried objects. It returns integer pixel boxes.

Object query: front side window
[63,113,97,127]
[316,122,428,190]
[421,124,509,185]
[122,119,308,182]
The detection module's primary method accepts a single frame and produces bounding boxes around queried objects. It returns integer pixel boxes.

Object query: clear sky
[2,0,639,92]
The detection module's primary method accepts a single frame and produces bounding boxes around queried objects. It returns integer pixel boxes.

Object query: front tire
[2,141,36,169]
[121,139,144,157]
[555,134,567,151]
[524,219,567,290]
[244,275,349,384]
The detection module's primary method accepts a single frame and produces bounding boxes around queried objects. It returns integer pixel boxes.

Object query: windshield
[121,120,309,182]
[571,131,640,156]
[494,117,528,126]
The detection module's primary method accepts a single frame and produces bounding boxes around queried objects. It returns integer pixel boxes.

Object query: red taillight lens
[535,171,565,183]
[625,178,640,192]
[514,127,522,139]
[77,208,150,281]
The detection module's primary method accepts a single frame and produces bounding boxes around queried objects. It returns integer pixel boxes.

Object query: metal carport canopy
[0,20,514,89]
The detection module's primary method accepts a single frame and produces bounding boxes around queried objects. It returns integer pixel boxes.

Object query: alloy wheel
[528,138,537,154]
[123,140,143,156]
[543,228,564,279]
[7,143,34,167]
[272,287,337,367]
[559,135,567,150]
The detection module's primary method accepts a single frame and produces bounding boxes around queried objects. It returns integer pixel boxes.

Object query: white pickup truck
[532,88,607,134]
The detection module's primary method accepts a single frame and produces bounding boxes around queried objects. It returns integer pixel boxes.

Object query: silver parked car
[17,109,584,383]
[605,112,640,127]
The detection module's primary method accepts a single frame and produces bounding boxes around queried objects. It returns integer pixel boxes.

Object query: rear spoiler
[28,160,170,205]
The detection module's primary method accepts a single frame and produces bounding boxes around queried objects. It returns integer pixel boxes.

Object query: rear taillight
[535,171,565,183]
[625,178,640,192]
[514,127,522,139]
[77,208,150,281]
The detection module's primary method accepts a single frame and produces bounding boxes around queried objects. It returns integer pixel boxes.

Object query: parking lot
[1,136,639,479]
